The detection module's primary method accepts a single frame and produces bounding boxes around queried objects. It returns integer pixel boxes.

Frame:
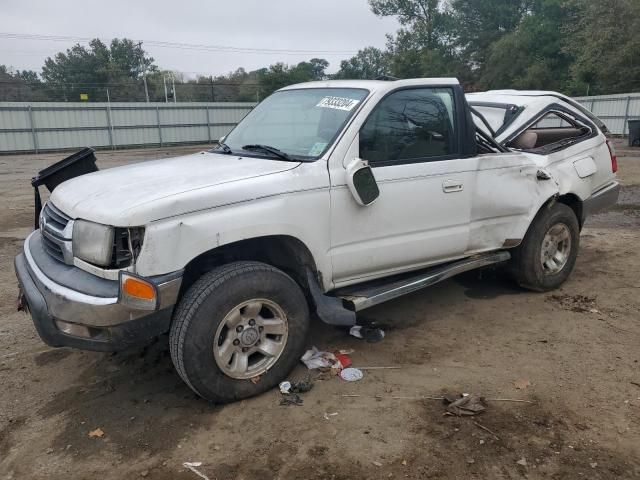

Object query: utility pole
[163,75,168,103]
[172,74,177,103]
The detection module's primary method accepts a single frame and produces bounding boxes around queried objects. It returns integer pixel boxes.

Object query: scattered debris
[140,470,149,477]
[631,381,640,388]
[357,366,401,370]
[401,459,407,466]
[372,461,383,467]
[340,367,364,382]
[301,347,341,369]
[323,412,338,420]
[547,294,598,313]
[338,393,532,404]
[590,462,598,469]
[279,376,313,406]
[290,377,314,393]
[45,447,54,454]
[334,352,352,368]
[514,379,531,390]
[280,394,303,406]
[473,421,500,441]
[443,394,487,416]
[249,375,261,384]
[279,381,292,394]
[88,428,105,438]
[349,325,385,342]
[516,458,527,467]
[183,462,210,480]
[466,457,475,464]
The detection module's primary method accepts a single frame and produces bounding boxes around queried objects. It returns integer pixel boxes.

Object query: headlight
[72,220,114,267]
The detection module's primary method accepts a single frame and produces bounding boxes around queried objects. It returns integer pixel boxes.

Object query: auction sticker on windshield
[316,96,360,111]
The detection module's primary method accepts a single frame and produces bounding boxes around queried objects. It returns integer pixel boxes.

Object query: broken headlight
[73,220,144,268]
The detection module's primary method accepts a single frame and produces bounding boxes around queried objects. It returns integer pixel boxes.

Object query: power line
[0,32,358,56]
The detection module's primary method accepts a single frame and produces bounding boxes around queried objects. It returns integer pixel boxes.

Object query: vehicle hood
[50,152,299,225]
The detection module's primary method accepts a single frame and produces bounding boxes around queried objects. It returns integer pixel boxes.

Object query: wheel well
[556,193,584,228]
[179,235,319,301]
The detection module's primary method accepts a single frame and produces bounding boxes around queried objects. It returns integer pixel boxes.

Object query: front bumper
[583,181,621,219]
[14,231,183,352]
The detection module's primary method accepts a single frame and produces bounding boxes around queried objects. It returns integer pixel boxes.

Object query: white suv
[15,78,619,402]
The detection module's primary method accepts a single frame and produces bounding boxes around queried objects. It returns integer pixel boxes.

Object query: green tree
[368,0,472,83]
[566,0,640,95]
[0,65,45,101]
[256,59,329,98]
[369,0,447,49]
[333,47,391,79]
[479,0,574,92]
[450,0,535,69]
[41,39,157,101]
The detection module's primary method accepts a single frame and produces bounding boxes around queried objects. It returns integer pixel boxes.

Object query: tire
[169,261,310,403]
[511,202,580,292]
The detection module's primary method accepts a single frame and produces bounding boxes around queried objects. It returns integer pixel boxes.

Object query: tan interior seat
[511,130,538,150]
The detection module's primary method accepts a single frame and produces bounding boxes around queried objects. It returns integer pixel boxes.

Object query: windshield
[219,88,369,161]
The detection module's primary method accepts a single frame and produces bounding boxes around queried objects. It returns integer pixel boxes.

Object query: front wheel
[169,261,310,403]
[511,203,580,292]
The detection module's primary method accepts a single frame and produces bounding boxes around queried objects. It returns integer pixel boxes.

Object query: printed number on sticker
[316,96,360,111]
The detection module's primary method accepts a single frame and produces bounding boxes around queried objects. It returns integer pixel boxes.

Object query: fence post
[27,106,38,154]
[205,107,212,144]
[105,106,115,150]
[156,106,163,147]
[623,96,631,136]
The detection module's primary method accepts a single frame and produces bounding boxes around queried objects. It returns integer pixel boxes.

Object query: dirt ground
[1,142,639,480]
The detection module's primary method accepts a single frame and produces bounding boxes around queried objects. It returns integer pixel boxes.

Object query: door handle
[442,179,463,193]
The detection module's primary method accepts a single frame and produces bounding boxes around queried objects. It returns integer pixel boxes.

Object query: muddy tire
[511,203,580,292]
[169,261,309,403]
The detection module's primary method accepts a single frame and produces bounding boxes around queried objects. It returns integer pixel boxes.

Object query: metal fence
[0,101,255,154]
[0,92,638,153]
[574,93,640,136]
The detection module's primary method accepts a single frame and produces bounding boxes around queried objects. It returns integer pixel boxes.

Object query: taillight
[606,139,618,173]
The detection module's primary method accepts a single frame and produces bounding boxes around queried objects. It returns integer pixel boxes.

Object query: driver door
[329,87,478,287]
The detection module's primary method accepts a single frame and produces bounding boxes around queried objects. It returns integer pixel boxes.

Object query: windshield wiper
[242,144,297,162]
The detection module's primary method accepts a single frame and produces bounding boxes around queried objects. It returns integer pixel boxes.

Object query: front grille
[43,202,71,233]
[40,202,72,263]
[41,231,65,262]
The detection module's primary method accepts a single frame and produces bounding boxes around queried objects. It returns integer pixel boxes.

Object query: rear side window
[508,109,594,152]
[360,88,457,165]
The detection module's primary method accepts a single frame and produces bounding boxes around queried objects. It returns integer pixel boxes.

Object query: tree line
[1,0,638,102]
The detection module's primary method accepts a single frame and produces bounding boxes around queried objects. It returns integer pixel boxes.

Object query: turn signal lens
[123,277,155,299]
[119,272,158,310]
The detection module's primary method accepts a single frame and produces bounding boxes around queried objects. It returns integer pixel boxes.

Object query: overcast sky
[0,0,400,77]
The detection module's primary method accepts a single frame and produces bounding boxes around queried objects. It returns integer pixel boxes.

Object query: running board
[335,251,511,312]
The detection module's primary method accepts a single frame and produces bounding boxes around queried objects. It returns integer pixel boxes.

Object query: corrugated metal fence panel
[2,94,638,152]
[0,102,254,153]
[575,93,640,135]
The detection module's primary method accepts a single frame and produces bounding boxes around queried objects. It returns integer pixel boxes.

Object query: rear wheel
[511,203,580,292]
[170,261,309,403]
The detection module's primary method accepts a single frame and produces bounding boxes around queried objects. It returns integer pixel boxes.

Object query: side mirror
[346,158,380,206]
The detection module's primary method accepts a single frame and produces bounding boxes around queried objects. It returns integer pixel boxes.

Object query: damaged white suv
[15,78,619,403]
